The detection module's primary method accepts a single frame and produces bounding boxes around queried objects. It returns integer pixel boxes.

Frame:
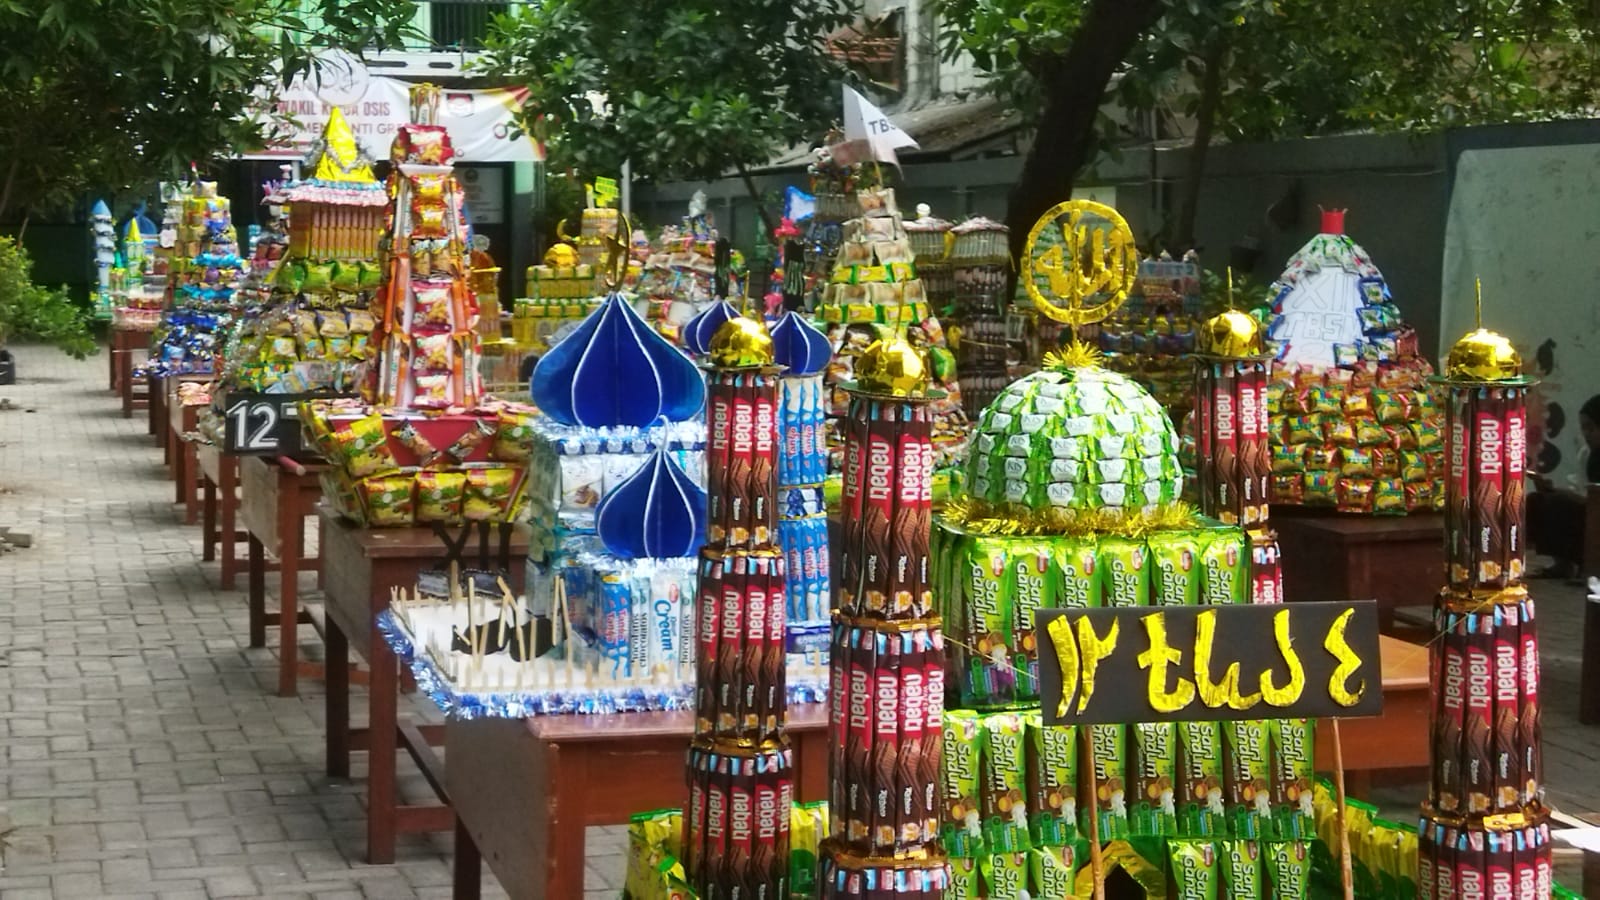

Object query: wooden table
[1273,510,1444,630]
[168,398,203,525]
[111,326,149,418]
[240,455,325,697]
[320,511,529,865]
[1315,633,1430,796]
[198,445,245,590]
[449,705,830,900]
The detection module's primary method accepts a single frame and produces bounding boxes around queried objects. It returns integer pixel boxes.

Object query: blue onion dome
[770,310,832,375]
[683,299,743,356]
[531,293,705,427]
[595,441,707,559]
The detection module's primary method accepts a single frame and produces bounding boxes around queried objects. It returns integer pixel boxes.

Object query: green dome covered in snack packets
[966,355,1183,512]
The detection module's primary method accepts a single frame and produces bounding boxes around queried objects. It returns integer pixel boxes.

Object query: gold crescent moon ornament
[1022,200,1139,326]
[601,213,632,290]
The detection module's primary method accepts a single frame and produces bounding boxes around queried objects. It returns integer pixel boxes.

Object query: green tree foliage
[939,0,1600,254]
[0,0,421,223]
[0,237,94,358]
[477,0,859,232]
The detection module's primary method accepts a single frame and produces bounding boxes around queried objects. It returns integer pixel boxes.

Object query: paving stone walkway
[2,343,1598,898]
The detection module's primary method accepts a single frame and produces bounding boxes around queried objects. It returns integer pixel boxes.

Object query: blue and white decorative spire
[682,299,742,357]
[770,310,832,376]
[595,439,708,560]
[531,293,705,427]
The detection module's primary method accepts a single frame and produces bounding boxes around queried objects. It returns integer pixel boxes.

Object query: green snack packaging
[965,538,1016,706]
[1130,722,1177,837]
[788,801,826,897]
[1052,536,1102,608]
[941,710,985,858]
[1270,718,1316,840]
[1147,530,1203,606]
[1199,527,1249,605]
[1266,840,1311,899]
[1098,535,1150,608]
[1086,723,1130,841]
[1029,844,1077,899]
[1023,711,1078,846]
[1168,839,1219,900]
[1220,839,1263,898]
[948,855,982,900]
[1011,543,1055,699]
[981,712,1030,852]
[1224,720,1272,839]
[1178,721,1226,837]
[982,851,1029,900]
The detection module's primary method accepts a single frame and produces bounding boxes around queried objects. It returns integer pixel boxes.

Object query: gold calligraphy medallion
[1023,200,1138,327]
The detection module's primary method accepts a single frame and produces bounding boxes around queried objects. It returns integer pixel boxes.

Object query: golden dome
[708,317,774,368]
[1197,309,1263,358]
[855,336,930,396]
[1445,328,1521,382]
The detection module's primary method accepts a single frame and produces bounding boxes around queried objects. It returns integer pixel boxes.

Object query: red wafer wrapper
[890,404,927,619]
[1238,362,1267,526]
[703,750,731,898]
[1515,822,1537,898]
[752,372,779,548]
[1491,603,1521,813]
[829,622,850,840]
[1211,363,1241,524]
[897,627,928,850]
[1193,362,1215,505]
[1447,387,1474,587]
[1455,828,1486,900]
[870,628,901,855]
[717,557,747,736]
[1465,609,1494,815]
[727,752,757,900]
[1472,390,1509,589]
[1504,392,1527,583]
[1436,823,1458,900]
[1535,821,1552,897]
[1434,610,1466,814]
[1419,817,1436,900]
[776,749,794,895]
[686,744,708,881]
[1486,827,1514,900]
[859,400,898,618]
[839,398,871,614]
[696,554,725,735]
[1519,598,1543,807]
[921,627,945,843]
[728,374,758,549]
[763,553,788,740]
[742,554,769,737]
[706,372,734,545]
[846,624,876,847]
[1251,361,1272,523]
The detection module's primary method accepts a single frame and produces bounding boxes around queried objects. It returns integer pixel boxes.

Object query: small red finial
[1320,208,1347,235]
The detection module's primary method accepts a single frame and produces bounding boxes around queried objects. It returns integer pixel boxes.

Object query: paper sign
[1036,600,1383,725]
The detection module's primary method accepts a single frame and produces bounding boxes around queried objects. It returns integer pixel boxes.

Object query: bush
[0,236,96,359]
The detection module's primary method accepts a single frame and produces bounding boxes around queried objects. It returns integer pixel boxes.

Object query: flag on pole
[841,86,918,167]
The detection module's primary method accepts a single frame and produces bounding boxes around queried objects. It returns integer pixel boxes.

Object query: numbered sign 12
[223,393,302,455]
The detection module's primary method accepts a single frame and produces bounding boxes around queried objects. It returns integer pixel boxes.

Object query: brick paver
[3,343,1598,896]
[0,345,624,898]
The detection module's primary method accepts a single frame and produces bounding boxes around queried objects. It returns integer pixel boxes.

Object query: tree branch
[1173,36,1228,252]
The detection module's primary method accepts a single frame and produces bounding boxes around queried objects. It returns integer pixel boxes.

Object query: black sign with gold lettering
[1036,600,1383,725]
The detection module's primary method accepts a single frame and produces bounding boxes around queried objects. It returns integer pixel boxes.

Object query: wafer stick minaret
[1419,316,1549,898]
[820,334,951,897]
[684,317,794,899]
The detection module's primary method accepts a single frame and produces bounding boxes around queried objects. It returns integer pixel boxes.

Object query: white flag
[842,86,918,167]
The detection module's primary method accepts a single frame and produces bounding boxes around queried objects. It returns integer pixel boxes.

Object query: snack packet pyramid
[1258,210,1445,514]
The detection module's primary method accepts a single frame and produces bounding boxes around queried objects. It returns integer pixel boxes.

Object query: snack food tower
[684,318,795,898]
[772,311,835,654]
[819,335,951,896]
[1192,307,1283,604]
[1420,324,1550,897]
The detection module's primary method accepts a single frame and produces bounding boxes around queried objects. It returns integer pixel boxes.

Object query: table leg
[202,474,217,562]
[277,479,300,698]
[326,616,350,779]
[119,353,133,419]
[247,535,266,648]
[452,817,482,900]
[549,742,586,900]
[1581,600,1600,725]
[108,338,117,391]
[182,440,199,525]
[220,457,239,590]
[172,435,186,507]
[369,635,400,865]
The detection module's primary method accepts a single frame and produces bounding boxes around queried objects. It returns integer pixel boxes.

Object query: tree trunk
[16,213,29,242]
[736,164,778,239]
[1172,39,1228,252]
[0,158,18,225]
[1004,0,1167,265]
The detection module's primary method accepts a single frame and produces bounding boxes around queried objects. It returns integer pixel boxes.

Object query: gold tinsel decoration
[941,497,1202,538]
[1041,340,1105,372]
